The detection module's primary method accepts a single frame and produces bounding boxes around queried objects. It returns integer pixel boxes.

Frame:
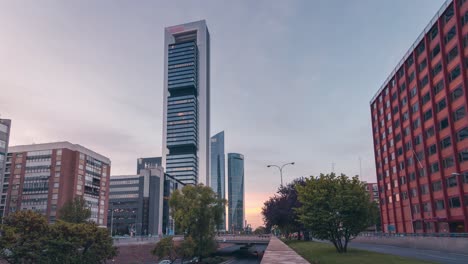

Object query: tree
[152,236,177,263]
[0,210,50,264]
[169,184,225,259]
[296,173,379,253]
[253,226,266,235]
[58,196,91,223]
[176,236,196,262]
[261,178,308,239]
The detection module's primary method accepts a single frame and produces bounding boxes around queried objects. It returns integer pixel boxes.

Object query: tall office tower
[0,119,11,219]
[162,20,210,186]
[137,157,162,174]
[3,142,110,225]
[228,153,244,233]
[211,131,226,230]
[371,0,468,233]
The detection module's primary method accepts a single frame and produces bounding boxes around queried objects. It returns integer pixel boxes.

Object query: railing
[359,232,468,238]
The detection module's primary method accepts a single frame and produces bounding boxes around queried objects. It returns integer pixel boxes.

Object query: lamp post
[267,162,295,186]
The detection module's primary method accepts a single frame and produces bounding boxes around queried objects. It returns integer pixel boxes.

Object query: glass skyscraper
[162,21,210,186]
[211,131,225,230]
[228,153,244,233]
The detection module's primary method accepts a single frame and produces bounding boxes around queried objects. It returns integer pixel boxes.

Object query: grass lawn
[285,240,432,264]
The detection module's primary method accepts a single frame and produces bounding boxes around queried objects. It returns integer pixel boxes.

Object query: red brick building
[371,0,468,233]
[365,183,379,204]
[2,142,110,225]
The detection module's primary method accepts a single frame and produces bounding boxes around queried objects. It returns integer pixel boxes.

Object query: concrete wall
[353,235,468,254]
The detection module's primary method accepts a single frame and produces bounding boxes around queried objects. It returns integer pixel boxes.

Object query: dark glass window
[420,185,429,195]
[462,11,468,26]
[449,197,461,208]
[417,41,425,55]
[414,134,422,145]
[431,25,439,39]
[391,92,397,102]
[457,127,468,142]
[413,118,421,129]
[422,92,431,105]
[410,188,418,197]
[433,80,444,95]
[419,75,429,87]
[400,82,406,92]
[431,44,440,58]
[447,176,458,188]
[394,119,400,128]
[432,180,442,192]
[454,106,466,121]
[402,96,408,106]
[432,61,442,76]
[424,109,433,121]
[449,65,461,82]
[446,46,459,64]
[459,149,468,162]
[440,136,452,149]
[419,59,427,72]
[426,126,435,138]
[398,67,405,79]
[408,71,415,83]
[428,144,437,156]
[407,56,414,67]
[445,26,456,44]
[444,4,454,23]
[430,162,440,174]
[439,117,449,131]
[410,87,417,98]
[437,98,447,112]
[435,200,445,210]
[397,147,403,156]
[451,85,463,101]
[443,156,454,168]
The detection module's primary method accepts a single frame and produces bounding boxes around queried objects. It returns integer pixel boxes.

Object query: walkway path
[260,236,309,264]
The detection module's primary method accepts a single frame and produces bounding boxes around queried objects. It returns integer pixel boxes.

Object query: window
[451,85,463,101]
[458,149,468,162]
[445,26,456,44]
[418,59,427,72]
[431,44,440,58]
[402,191,408,200]
[446,46,459,64]
[400,176,406,185]
[402,96,408,106]
[419,75,428,88]
[407,156,414,166]
[443,156,454,168]
[411,103,419,114]
[462,11,468,26]
[449,196,461,208]
[409,172,416,181]
[417,41,425,55]
[413,118,421,129]
[435,200,445,210]
[398,67,405,79]
[408,71,415,83]
[420,184,429,195]
[432,61,442,76]
[430,162,440,174]
[457,127,468,142]
[441,136,452,149]
[453,106,466,121]
[431,24,439,39]
[395,133,401,142]
[447,176,458,188]
[439,118,449,131]
[428,144,437,155]
[403,111,409,121]
[423,202,432,212]
[397,147,403,156]
[433,80,444,95]
[412,204,421,214]
[422,93,431,105]
[437,98,447,112]
[394,119,400,128]
[444,4,454,23]
[424,109,433,121]
[449,65,461,82]
[432,180,442,192]
[407,56,414,67]
[426,126,435,138]
[414,134,422,145]
[410,188,418,198]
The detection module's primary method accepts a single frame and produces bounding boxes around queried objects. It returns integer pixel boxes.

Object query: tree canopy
[296,173,379,253]
[169,184,225,258]
[58,196,91,223]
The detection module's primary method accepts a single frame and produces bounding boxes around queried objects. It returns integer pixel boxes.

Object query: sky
[0,0,446,228]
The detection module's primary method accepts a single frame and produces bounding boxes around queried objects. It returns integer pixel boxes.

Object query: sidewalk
[261,236,309,264]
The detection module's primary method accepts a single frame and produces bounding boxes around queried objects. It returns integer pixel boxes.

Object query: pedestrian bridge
[215,235,271,244]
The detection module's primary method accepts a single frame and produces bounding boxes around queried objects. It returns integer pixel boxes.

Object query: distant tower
[211,131,225,230]
[0,119,11,219]
[228,153,244,233]
[162,20,211,186]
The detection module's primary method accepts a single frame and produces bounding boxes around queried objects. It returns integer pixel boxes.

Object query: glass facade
[228,153,244,233]
[0,119,11,220]
[210,131,225,230]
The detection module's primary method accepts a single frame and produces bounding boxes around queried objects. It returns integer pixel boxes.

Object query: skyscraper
[137,157,162,174]
[371,0,468,233]
[211,131,225,230]
[228,153,244,233]
[0,119,11,219]
[162,20,210,186]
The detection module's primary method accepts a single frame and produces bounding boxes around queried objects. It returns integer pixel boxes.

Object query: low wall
[352,235,468,254]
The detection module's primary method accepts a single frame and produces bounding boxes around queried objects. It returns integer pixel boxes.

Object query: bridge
[215,235,271,244]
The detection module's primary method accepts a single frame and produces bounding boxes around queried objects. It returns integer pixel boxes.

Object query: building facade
[228,153,244,233]
[211,131,226,230]
[0,119,11,220]
[2,142,110,225]
[162,20,211,186]
[137,157,162,174]
[162,173,185,235]
[371,0,468,233]
[108,166,164,236]
[365,182,380,204]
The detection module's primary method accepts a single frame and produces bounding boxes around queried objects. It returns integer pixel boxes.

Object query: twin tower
[161,21,244,232]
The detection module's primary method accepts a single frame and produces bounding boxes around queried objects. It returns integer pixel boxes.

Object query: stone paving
[261,236,309,264]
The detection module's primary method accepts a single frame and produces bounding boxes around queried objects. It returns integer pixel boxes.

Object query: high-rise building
[365,182,380,204]
[211,131,226,230]
[162,20,210,186]
[137,157,162,174]
[3,142,111,225]
[0,119,12,219]
[371,0,468,233]
[228,153,244,233]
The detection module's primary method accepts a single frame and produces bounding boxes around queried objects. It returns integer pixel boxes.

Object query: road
[217,244,267,264]
[348,242,468,264]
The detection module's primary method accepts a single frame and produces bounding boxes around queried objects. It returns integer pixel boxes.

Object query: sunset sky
[0,0,444,227]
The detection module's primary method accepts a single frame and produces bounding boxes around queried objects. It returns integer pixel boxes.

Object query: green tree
[58,196,91,223]
[253,226,266,235]
[176,236,196,262]
[0,210,50,264]
[169,184,225,259]
[296,173,378,253]
[152,236,177,262]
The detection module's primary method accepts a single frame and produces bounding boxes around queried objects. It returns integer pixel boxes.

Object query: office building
[211,131,226,230]
[0,119,11,219]
[228,153,245,233]
[365,182,380,204]
[371,0,468,233]
[162,20,211,186]
[137,157,162,174]
[2,142,110,225]
[108,166,164,236]
[162,173,185,235]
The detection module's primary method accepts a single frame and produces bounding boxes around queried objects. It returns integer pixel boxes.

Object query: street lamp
[267,162,295,186]
[108,208,114,237]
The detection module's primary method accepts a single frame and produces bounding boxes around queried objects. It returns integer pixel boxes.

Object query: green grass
[285,240,432,264]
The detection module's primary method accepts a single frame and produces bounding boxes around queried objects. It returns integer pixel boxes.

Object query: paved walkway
[260,236,309,264]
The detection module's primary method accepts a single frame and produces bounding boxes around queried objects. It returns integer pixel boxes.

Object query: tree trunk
[303,230,310,241]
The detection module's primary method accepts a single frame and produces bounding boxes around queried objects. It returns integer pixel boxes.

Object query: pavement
[260,236,308,264]
[347,241,468,264]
